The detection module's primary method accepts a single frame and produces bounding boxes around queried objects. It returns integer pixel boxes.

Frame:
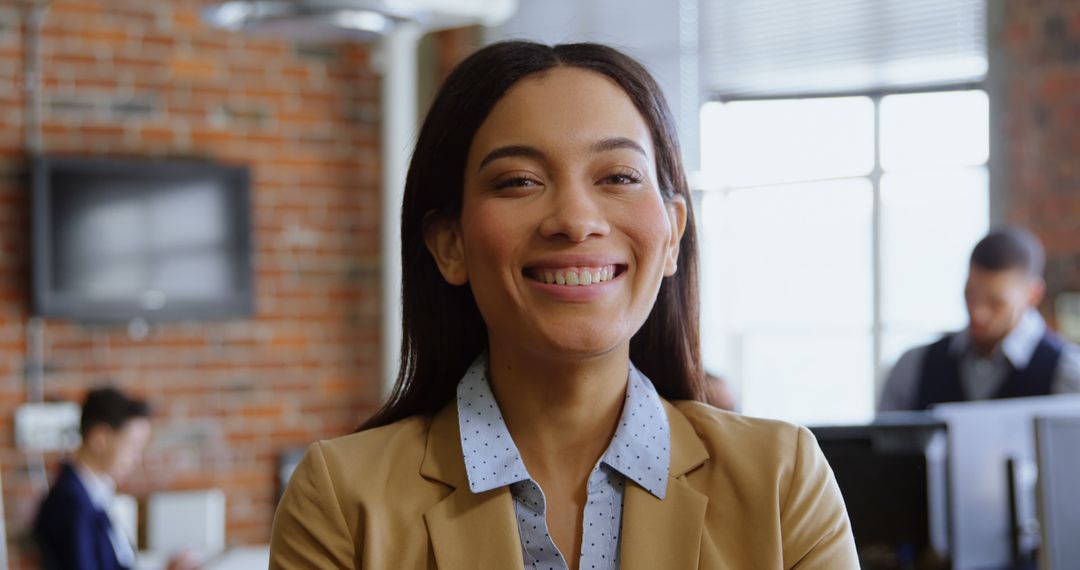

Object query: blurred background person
[32,387,197,570]
[704,372,736,411]
[879,227,1080,411]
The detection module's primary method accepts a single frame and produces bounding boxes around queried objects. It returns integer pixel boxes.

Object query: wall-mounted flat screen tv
[32,156,254,322]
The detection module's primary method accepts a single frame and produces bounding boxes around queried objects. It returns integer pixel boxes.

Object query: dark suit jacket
[33,462,128,570]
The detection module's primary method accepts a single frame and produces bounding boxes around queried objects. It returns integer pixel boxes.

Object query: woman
[270,41,857,569]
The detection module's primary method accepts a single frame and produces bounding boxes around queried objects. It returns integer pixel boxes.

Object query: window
[698,90,989,425]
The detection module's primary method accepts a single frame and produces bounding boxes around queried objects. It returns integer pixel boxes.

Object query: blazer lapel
[620,400,711,570]
[424,485,525,568]
[620,477,709,569]
[420,404,525,569]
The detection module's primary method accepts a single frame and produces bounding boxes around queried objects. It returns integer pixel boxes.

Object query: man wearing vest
[879,227,1080,411]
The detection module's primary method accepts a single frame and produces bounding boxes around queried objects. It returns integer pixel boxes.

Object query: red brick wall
[1001,0,1080,324]
[1,1,383,567]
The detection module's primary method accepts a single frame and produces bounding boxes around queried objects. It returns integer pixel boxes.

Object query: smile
[526,264,625,286]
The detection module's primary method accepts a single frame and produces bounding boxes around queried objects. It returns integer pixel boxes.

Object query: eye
[598,169,643,186]
[494,175,542,190]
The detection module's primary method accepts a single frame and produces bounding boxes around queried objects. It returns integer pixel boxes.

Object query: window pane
[699,97,874,188]
[880,90,989,171]
[740,333,874,425]
[723,179,873,328]
[699,191,735,379]
[881,167,989,330]
[881,330,942,376]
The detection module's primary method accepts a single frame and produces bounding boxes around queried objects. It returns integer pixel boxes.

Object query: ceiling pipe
[203,1,516,397]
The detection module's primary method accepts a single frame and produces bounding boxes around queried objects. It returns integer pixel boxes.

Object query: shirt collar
[71,461,116,511]
[599,364,671,499]
[951,309,1047,369]
[456,353,671,500]
[457,354,531,494]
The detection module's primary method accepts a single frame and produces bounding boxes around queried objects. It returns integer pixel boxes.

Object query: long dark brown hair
[361,41,704,430]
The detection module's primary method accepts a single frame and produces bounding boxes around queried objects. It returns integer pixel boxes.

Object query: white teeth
[533,265,618,287]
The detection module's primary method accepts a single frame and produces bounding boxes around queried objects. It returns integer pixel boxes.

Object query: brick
[168,55,219,82]
[140,35,176,53]
[54,1,104,18]
[79,27,131,47]
[172,6,203,32]
[242,40,286,58]
[137,125,174,144]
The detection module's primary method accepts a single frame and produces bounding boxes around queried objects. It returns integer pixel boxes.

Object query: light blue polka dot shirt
[457,353,671,570]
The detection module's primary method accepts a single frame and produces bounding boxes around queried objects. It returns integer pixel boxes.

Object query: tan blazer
[270,400,858,569]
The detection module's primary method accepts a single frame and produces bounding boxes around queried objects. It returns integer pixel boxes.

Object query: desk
[135,546,269,570]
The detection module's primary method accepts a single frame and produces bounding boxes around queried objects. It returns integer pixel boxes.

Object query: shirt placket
[513,479,566,570]
[579,465,622,570]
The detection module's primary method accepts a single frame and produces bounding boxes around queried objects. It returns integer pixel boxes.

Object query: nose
[537,180,610,242]
[968,302,989,327]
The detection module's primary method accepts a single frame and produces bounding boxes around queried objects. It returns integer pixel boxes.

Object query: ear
[663,196,688,277]
[84,425,111,453]
[1028,277,1046,307]
[424,213,469,286]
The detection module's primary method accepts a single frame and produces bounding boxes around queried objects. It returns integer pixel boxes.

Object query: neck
[73,447,106,479]
[972,337,1002,357]
[486,343,630,481]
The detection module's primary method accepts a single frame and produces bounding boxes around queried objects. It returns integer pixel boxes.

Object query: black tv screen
[32,156,254,321]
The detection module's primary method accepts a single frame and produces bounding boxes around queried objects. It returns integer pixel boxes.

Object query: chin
[546,330,633,360]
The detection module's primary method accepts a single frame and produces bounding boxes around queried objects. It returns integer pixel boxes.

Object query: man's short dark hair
[970,227,1045,278]
[80,386,151,438]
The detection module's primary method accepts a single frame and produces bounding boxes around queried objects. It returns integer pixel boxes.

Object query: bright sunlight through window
[699,90,990,426]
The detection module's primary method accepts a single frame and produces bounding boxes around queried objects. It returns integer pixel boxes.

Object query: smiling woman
[269,41,858,570]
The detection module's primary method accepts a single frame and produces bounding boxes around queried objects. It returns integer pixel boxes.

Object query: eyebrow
[477,145,544,171]
[591,136,647,157]
[476,136,648,171]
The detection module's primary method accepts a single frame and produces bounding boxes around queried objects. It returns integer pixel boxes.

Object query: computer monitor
[1034,416,1080,570]
[812,414,949,569]
[931,395,1080,570]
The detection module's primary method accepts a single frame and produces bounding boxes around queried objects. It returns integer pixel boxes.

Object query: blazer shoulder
[272,414,448,568]
[670,400,805,458]
[320,415,432,453]
[314,415,434,484]
[668,401,859,567]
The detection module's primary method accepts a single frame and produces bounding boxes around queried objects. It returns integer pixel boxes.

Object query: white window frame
[697,82,990,417]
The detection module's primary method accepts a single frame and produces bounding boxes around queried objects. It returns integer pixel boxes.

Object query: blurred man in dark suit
[33,387,195,570]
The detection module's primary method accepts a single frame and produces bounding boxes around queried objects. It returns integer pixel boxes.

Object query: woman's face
[427,67,686,362]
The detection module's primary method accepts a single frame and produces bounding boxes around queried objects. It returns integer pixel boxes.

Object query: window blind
[700,0,987,98]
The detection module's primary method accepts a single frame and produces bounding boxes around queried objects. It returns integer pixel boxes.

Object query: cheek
[460,203,526,292]
[463,204,516,257]
[620,197,673,257]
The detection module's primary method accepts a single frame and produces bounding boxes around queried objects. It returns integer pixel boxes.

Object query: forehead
[967,265,1030,290]
[118,417,151,438]
[468,66,655,164]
